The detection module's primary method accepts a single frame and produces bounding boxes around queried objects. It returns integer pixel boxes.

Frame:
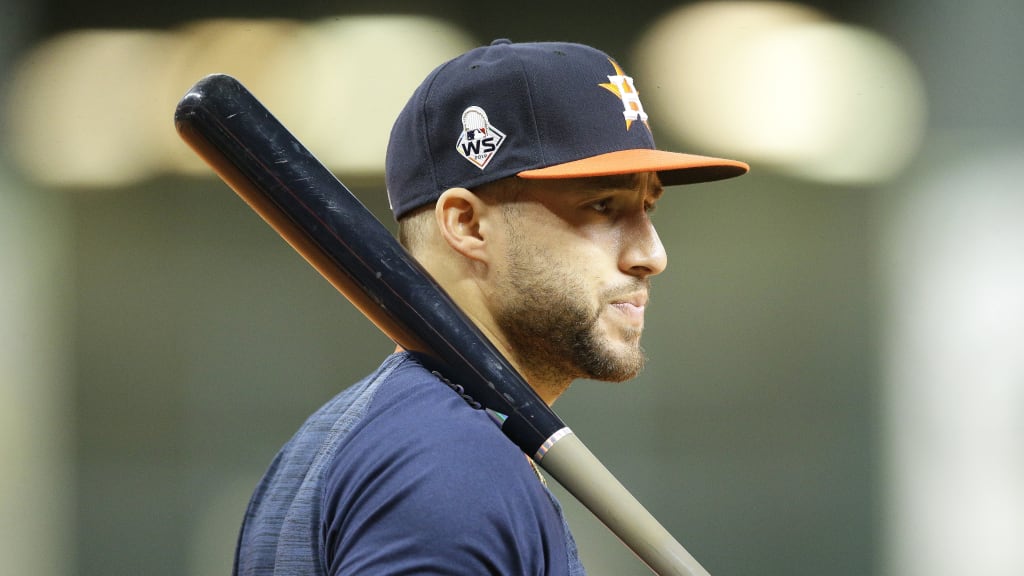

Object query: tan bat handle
[542,432,712,576]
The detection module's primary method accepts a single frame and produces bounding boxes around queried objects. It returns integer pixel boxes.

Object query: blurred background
[1,0,1021,575]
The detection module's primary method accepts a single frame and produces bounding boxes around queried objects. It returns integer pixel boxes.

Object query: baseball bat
[174,73,710,576]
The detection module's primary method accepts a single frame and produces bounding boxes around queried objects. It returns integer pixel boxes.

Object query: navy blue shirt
[234,352,585,575]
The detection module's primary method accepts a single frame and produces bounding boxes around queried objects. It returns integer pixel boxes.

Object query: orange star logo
[599,59,649,130]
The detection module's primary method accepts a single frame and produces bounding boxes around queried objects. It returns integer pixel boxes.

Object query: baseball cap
[385,39,749,219]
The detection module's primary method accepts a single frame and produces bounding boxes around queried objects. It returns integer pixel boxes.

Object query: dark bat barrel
[173,73,563,458]
[174,74,711,576]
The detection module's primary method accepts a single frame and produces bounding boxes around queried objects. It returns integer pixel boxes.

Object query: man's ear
[435,187,491,262]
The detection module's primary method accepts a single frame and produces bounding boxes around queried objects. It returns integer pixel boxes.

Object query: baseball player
[233,39,747,575]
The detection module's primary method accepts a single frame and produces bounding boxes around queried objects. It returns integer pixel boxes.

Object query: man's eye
[590,199,611,213]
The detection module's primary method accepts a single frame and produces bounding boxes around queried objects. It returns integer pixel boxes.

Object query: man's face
[487,173,667,385]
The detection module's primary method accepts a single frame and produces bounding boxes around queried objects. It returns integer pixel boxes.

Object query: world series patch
[456,106,506,170]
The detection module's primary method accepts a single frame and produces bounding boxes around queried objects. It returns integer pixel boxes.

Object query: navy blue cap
[385,39,748,219]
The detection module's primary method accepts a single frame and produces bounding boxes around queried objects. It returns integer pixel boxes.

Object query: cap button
[490,38,512,45]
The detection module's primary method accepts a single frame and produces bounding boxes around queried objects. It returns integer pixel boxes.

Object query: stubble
[493,209,648,386]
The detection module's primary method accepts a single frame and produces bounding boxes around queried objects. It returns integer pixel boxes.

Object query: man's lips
[609,294,647,323]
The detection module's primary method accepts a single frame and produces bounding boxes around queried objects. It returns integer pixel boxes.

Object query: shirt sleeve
[320,376,570,576]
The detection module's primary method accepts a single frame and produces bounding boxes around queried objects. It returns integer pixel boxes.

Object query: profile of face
[486,173,667,386]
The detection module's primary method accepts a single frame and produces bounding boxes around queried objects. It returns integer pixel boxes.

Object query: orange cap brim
[517,149,749,186]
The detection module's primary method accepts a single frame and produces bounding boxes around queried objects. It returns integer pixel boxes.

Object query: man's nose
[620,216,667,278]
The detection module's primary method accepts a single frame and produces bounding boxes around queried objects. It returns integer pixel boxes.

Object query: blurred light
[0,164,73,576]
[160,18,305,175]
[5,16,476,188]
[261,16,475,178]
[635,1,928,185]
[883,144,1024,576]
[634,2,827,156]
[8,30,174,187]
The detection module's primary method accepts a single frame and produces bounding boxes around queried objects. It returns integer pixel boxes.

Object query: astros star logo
[599,59,649,130]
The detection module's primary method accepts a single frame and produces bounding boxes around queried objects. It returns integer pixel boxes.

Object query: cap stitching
[508,44,545,170]
[417,61,452,207]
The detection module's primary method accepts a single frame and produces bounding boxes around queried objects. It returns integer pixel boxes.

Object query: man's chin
[579,340,646,382]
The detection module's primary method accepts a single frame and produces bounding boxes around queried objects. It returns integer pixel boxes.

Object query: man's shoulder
[321,355,574,575]
[345,351,524,475]
[326,352,552,516]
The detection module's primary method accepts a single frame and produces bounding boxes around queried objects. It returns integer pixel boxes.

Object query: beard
[492,231,648,384]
